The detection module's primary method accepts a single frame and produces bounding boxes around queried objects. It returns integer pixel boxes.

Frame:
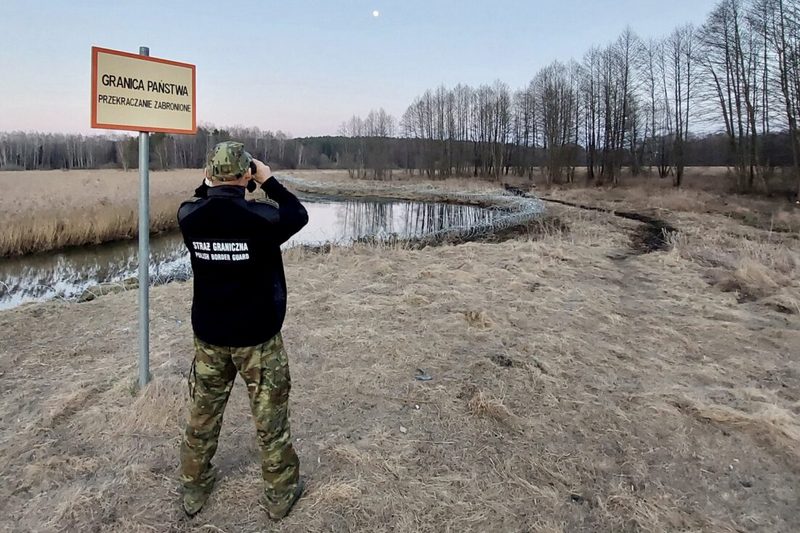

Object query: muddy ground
[1,178,799,532]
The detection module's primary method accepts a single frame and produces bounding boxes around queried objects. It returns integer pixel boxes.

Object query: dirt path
[1,190,799,532]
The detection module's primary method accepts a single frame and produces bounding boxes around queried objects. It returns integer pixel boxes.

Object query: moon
[372,10,380,17]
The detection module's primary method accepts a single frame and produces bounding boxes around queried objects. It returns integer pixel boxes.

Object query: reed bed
[0,169,203,256]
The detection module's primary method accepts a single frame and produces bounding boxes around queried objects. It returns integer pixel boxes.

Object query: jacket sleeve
[262,176,309,245]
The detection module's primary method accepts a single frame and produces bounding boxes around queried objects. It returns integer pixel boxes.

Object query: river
[0,195,498,310]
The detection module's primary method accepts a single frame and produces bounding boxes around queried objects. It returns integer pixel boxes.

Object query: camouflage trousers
[180,333,300,511]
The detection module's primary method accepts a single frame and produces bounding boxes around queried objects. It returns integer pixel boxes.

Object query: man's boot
[265,479,305,520]
[183,467,217,517]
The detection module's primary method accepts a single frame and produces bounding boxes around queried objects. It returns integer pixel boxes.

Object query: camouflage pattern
[206,141,253,181]
[180,333,300,517]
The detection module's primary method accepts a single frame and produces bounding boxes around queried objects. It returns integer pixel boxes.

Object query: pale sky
[1,0,719,137]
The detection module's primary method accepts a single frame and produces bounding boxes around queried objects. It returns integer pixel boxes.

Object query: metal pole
[138,46,151,388]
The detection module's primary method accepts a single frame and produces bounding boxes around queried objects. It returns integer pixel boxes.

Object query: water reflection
[0,196,497,309]
[317,199,496,243]
[0,237,190,310]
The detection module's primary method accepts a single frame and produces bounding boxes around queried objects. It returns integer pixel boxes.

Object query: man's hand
[251,160,272,185]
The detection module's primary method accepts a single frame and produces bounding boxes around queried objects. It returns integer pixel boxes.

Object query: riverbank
[1,193,799,531]
[3,168,799,256]
[0,169,518,257]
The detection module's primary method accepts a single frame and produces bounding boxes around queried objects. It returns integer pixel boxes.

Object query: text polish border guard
[91,46,196,134]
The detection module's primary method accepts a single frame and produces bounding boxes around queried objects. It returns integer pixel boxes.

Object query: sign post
[137,47,150,388]
[91,45,196,389]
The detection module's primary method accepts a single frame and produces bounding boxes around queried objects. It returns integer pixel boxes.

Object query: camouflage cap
[206,141,253,181]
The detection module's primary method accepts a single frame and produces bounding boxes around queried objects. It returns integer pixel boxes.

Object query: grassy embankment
[0,172,799,531]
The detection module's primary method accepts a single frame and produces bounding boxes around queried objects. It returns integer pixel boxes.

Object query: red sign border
[91,46,197,134]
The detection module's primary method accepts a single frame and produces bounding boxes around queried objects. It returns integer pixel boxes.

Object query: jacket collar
[207,185,246,199]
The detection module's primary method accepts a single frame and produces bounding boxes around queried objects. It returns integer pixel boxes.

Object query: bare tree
[770,0,800,196]
[668,25,695,187]
[700,0,761,190]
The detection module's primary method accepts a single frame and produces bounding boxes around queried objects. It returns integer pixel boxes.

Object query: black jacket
[177,177,309,347]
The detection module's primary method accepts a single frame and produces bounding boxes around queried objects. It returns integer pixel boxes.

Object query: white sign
[91,46,196,134]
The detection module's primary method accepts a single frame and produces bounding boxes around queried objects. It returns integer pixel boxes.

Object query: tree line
[0,127,299,173]
[1,0,798,195]
[383,0,800,194]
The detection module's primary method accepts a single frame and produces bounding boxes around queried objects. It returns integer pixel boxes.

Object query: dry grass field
[2,167,797,256]
[1,173,799,532]
[0,169,203,256]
